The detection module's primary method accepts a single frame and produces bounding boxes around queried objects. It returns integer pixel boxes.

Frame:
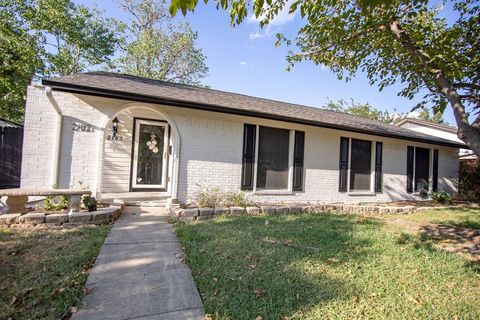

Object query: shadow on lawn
[429,207,480,230]
[176,214,380,319]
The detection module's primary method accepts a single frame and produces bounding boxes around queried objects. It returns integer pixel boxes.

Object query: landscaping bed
[0,202,124,227]
[174,213,480,319]
[0,224,111,319]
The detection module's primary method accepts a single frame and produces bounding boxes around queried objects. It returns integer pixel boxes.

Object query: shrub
[432,191,452,204]
[459,159,480,202]
[192,185,255,208]
[224,191,251,207]
[82,195,98,212]
[43,196,68,211]
[193,185,225,208]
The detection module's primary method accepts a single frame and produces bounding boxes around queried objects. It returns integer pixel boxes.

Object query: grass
[0,225,110,320]
[381,207,480,229]
[175,213,480,319]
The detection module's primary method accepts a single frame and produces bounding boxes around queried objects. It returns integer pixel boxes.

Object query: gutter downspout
[45,86,62,188]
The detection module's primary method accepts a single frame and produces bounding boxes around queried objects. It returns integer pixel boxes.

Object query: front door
[131,119,169,190]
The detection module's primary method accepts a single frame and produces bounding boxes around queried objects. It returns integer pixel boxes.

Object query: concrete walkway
[72,207,204,320]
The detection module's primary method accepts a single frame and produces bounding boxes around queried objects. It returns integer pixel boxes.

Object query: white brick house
[21,72,464,205]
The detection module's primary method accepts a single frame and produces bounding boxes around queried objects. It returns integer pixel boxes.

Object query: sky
[76,0,458,124]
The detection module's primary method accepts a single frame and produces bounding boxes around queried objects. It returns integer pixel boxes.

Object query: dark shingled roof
[43,72,465,148]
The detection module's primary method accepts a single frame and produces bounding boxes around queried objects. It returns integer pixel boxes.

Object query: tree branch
[293,23,389,57]
[453,83,480,90]
[389,18,480,154]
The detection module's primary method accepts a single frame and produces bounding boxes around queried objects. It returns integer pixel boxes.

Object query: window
[339,137,382,193]
[406,146,433,193]
[256,127,290,189]
[415,147,430,191]
[350,139,372,191]
[241,124,304,192]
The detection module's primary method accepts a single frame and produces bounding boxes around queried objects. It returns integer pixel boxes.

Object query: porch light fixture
[112,117,120,138]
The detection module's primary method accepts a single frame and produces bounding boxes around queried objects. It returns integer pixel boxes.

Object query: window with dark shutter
[415,147,430,192]
[375,142,383,192]
[433,149,439,191]
[241,124,256,190]
[339,137,349,192]
[293,131,305,191]
[406,146,414,193]
[256,126,290,189]
[350,139,372,191]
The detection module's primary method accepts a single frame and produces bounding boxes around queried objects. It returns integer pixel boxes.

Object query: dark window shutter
[339,137,349,192]
[241,124,256,190]
[406,146,414,193]
[433,149,439,191]
[293,131,305,191]
[375,142,383,192]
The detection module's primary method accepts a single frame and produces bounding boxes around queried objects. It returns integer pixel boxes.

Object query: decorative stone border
[0,201,125,227]
[171,203,477,222]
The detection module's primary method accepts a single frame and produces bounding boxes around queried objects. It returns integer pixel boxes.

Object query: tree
[325,99,402,123]
[170,0,480,155]
[113,0,208,85]
[416,108,446,124]
[0,0,117,121]
[0,8,41,121]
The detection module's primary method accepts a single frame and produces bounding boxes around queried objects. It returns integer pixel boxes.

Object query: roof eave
[42,79,467,149]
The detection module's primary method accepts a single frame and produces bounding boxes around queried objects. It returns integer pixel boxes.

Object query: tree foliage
[1,0,209,121]
[0,8,41,121]
[113,0,208,85]
[170,0,480,155]
[325,99,401,124]
[416,108,446,124]
[0,0,117,121]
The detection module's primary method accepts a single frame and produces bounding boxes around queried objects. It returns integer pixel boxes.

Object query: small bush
[432,191,452,204]
[224,191,251,207]
[82,195,98,212]
[192,184,254,208]
[193,185,225,208]
[43,196,68,211]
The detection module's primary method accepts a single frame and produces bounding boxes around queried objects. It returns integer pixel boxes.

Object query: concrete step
[123,200,167,207]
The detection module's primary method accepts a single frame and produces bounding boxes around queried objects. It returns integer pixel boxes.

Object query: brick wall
[22,86,459,204]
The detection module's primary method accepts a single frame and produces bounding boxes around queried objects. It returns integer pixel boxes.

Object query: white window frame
[346,138,378,195]
[410,146,433,193]
[251,125,295,195]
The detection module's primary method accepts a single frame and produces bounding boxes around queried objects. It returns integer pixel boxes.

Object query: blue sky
[76,0,457,124]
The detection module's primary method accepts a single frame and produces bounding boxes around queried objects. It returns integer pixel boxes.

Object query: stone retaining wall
[0,201,125,227]
[171,203,467,222]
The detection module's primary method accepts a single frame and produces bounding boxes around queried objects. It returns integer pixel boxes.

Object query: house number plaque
[72,122,94,132]
[107,135,124,141]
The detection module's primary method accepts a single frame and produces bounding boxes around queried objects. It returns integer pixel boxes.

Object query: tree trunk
[389,19,480,156]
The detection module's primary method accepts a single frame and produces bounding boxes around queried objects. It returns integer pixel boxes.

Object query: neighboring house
[20,72,465,205]
[0,118,23,189]
[395,117,474,158]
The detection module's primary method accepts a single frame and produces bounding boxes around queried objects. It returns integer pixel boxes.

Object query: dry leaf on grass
[253,287,266,297]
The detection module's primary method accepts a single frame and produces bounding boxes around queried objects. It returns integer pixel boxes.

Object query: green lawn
[0,225,110,320]
[382,207,480,229]
[175,213,480,319]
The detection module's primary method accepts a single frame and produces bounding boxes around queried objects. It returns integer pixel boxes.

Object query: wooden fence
[459,158,480,201]
[0,126,23,189]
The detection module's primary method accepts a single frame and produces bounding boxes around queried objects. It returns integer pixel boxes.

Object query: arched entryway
[97,103,180,203]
